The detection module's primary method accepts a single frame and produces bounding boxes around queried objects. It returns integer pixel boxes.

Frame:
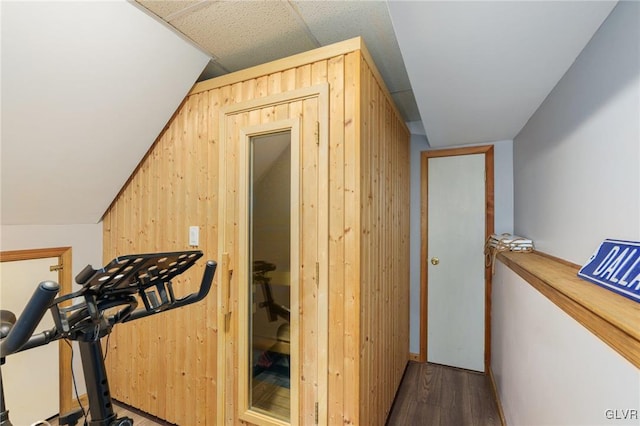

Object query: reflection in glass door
[249,131,292,422]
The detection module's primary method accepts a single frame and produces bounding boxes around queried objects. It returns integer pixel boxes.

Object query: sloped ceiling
[388,1,617,147]
[1,1,619,227]
[1,1,210,225]
[136,1,617,147]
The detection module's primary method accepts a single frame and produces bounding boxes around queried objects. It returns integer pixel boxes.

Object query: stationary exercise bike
[0,250,217,426]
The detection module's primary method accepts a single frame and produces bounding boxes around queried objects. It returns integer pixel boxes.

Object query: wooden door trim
[218,84,329,425]
[419,145,494,373]
[0,247,73,414]
[237,119,302,426]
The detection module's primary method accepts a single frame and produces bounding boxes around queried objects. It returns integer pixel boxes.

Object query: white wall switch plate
[189,226,199,246]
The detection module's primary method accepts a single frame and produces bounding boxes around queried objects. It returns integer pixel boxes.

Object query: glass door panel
[249,131,292,422]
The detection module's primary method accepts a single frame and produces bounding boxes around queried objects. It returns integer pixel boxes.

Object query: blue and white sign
[578,239,640,303]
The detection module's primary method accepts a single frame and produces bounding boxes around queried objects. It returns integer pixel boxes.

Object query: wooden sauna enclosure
[102,37,410,425]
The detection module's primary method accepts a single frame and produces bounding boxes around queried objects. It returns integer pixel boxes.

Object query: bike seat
[0,310,16,339]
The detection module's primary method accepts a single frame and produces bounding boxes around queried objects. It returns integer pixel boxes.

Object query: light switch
[189,226,199,246]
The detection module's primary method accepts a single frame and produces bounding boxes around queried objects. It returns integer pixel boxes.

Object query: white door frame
[418,145,494,372]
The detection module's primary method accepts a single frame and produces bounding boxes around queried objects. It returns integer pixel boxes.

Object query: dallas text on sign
[592,246,640,290]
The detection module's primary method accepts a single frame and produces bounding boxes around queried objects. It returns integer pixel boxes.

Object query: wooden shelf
[497,251,640,369]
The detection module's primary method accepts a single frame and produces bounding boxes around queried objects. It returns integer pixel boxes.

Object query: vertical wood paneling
[256,75,268,99]
[287,101,303,426]
[282,68,296,92]
[103,44,408,426]
[157,122,172,421]
[327,54,345,425]
[103,91,221,425]
[194,92,209,425]
[358,57,410,426]
[312,60,328,85]
[342,50,360,426]
[140,140,155,417]
[300,96,319,425]
[206,87,220,426]
[268,71,282,95]
[224,110,240,426]
[166,105,181,423]
[359,59,372,426]
[296,64,311,89]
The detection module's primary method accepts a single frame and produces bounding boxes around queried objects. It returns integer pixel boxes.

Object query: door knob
[431,257,439,266]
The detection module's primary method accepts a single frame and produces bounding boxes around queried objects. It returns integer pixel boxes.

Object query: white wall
[1,223,104,397]
[409,135,513,353]
[493,262,640,426]
[1,224,103,277]
[495,2,640,424]
[1,0,210,225]
[513,1,640,265]
[409,134,428,354]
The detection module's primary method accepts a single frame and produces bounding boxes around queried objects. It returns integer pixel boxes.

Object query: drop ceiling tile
[170,1,317,72]
[136,0,201,20]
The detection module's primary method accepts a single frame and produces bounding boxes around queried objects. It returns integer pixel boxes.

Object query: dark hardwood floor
[387,362,502,426]
[48,362,500,426]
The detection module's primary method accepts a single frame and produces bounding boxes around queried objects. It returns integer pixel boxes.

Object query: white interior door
[1,257,60,425]
[427,154,485,372]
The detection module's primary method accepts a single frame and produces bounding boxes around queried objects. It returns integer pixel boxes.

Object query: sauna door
[218,85,328,426]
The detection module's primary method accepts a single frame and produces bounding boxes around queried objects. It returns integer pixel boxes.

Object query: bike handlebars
[0,251,216,426]
[0,280,59,358]
[0,251,217,357]
[125,260,217,322]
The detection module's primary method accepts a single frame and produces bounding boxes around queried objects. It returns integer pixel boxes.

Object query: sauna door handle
[221,253,232,328]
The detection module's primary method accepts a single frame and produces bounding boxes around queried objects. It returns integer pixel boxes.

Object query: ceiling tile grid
[136,0,419,123]
[138,0,202,19]
[156,1,318,72]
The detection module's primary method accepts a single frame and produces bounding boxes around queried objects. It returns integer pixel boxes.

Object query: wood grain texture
[103,41,409,425]
[190,39,362,95]
[387,363,501,426]
[327,53,345,426]
[358,56,410,426]
[342,50,360,426]
[103,91,220,425]
[498,251,640,369]
[219,87,327,426]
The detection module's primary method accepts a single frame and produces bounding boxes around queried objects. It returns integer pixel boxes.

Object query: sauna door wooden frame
[218,84,329,426]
